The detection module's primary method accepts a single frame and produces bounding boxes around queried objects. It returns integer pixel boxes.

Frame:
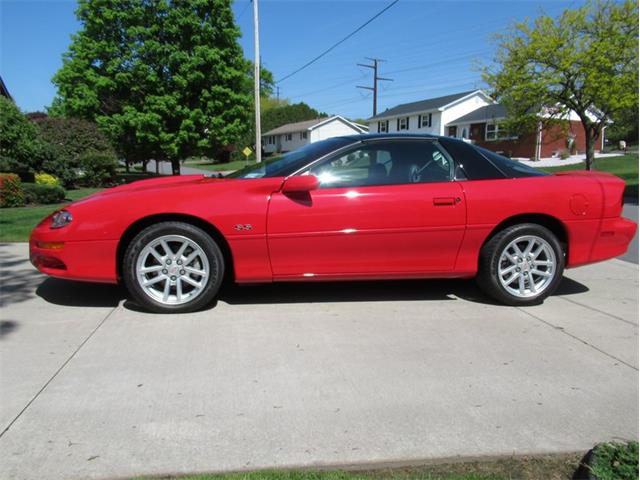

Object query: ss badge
[234,224,253,231]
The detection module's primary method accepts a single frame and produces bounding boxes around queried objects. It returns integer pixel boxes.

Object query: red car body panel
[30,166,636,286]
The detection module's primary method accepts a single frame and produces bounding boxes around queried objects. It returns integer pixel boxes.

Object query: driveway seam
[517,307,638,371]
[557,296,638,327]
[0,303,121,439]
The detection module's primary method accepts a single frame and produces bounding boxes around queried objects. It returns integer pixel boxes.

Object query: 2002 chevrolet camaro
[30,134,637,313]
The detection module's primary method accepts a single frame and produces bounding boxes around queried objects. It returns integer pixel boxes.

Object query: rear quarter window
[476,147,550,178]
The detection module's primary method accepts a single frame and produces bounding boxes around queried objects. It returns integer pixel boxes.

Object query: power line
[276,0,400,84]
[236,0,251,22]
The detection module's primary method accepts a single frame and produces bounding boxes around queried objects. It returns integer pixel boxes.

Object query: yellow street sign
[242,147,252,157]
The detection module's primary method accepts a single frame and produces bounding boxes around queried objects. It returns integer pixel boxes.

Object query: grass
[184,158,256,172]
[133,453,585,480]
[0,187,103,242]
[587,441,638,480]
[540,153,639,197]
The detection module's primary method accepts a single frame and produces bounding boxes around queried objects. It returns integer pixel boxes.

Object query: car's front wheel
[477,223,565,306]
[123,222,224,313]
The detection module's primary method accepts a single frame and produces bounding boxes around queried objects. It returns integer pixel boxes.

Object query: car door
[266,139,466,279]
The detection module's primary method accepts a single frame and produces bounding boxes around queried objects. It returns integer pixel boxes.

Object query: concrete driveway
[0,243,637,480]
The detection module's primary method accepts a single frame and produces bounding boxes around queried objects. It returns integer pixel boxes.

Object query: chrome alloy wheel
[497,235,557,298]
[135,235,210,306]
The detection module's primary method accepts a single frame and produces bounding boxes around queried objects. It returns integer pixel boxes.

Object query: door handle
[433,197,461,206]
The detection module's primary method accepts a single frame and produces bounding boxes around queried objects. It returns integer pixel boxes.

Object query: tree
[52,0,262,175]
[483,0,638,169]
[0,97,44,180]
[35,117,116,187]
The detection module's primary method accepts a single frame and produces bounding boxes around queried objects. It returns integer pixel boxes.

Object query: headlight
[51,210,73,229]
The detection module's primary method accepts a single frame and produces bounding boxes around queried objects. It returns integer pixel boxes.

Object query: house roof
[369,90,483,121]
[447,103,508,125]
[0,75,13,102]
[262,115,366,136]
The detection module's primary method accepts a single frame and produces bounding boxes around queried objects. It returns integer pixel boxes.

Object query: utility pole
[357,57,393,117]
[276,85,280,101]
[252,0,262,163]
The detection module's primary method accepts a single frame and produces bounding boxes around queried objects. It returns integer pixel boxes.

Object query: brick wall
[468,120,600,159]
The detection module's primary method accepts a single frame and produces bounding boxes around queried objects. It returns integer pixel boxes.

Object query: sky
[1,0,586,120]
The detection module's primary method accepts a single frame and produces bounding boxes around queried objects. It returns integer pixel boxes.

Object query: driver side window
[308,140,454,188]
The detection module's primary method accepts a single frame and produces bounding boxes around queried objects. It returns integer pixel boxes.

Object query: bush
[35,172,61,186]
[559,149,571,160]
[588,441,638,480]
[79,151,118,187]
[22,183,66,205]
[34,116,117,188]
[0,173,25,208]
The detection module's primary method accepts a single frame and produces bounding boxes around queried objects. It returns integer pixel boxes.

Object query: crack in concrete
[557,296,639,327]
[517,307,638,371]
[0,303,122,439]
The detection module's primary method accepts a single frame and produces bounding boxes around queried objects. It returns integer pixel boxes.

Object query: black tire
[476,223,565,306]
[123,221,224,313]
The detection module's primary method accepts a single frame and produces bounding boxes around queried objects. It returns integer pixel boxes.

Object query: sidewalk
[0,242,637,480]
[515,152,624,168]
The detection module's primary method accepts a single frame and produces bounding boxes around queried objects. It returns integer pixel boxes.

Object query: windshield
[476,147,549,178]
[229,137,357,178]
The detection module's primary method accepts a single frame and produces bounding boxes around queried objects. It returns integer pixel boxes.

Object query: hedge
[22,183,66,205]
[0,173,25,208]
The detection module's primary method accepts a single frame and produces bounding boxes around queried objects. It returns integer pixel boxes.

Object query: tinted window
[438,137,505,180]
[306,140,454,188]
[476,147,550,178]
[229,137,355,179]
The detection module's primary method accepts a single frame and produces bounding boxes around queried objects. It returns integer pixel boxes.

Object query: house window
[285,133,292,141]
[485,123,516,141]
[419,113,432,128]
[300,131,308,140]
[397,117,409,131]
[377,120,388,133]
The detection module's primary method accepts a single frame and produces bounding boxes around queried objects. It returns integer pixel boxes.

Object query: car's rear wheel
[477,223,564,306]
[123,222,224,313]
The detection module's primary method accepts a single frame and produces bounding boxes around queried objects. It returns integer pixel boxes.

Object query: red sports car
[30,134,636,313]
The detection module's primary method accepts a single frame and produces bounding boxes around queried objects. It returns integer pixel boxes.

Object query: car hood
[72,175,225,205]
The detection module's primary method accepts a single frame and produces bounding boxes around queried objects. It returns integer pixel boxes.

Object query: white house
[368,90,495,139]
[262,115,368,154]
[367,89,604,159]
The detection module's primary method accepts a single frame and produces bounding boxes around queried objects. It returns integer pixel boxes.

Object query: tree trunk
[171,159,181,176]
[125,159,130,173]
[155,159,160,174]
[584,127,599,171]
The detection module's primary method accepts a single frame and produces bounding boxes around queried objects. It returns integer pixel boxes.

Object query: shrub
[588,441,638,480]
[0,173,25,208]
[22,183,66,205]
[560,149,571,160]
[35,172,60,186]
[79,151,118,187]
[34,116,117,188]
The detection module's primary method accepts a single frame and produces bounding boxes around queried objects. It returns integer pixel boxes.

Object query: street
[0,242,637,480]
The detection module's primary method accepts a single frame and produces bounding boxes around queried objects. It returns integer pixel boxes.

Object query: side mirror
[282,175,319,193]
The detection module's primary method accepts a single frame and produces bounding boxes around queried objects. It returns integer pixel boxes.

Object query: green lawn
[0,187,102,242]
[132,453,584,480]
[540,153,639,197]
[184,159,256,172]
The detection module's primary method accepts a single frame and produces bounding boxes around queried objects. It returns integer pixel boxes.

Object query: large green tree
[52,0,262,174]
[0,97,44,179]
[483,0,638,169]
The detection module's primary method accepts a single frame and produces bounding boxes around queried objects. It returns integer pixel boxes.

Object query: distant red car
[30,134,636,313]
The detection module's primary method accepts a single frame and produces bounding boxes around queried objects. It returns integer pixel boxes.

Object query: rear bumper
[588,216,637,264]
[30,228,119,284]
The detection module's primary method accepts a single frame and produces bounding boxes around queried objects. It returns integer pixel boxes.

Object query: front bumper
[30,220,119,284]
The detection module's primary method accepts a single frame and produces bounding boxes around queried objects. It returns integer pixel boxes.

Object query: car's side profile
[30,134,637,313]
